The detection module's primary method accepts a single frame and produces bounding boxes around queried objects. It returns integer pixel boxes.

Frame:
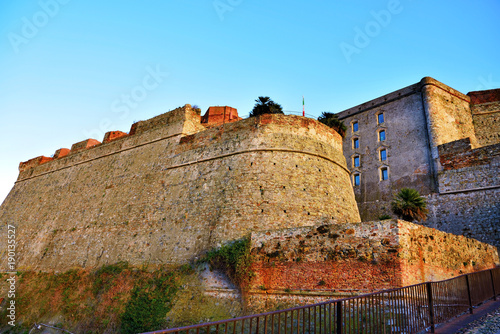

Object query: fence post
[491,270,497,301]
[336,301,342,334]
[426,282,435,333]
[465,275,473,314]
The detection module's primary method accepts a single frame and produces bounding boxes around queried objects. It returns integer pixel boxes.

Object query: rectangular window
[352,122,358,132]
[353,138,359,149]
[381,167,388,180]
[380,149,387,161]
[378,113,385,124]
[353,156,360,167]
[379,130,386,141]
[354,174,360,186]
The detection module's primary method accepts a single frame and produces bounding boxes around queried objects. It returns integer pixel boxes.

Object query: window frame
[353,155,360,168]
[352,121,359,133]
[353,137,359,149]
[353,173,360,186]
[378,129,386,142]
[380,167,389,181]
[377,112,385,124]
[380,148,387,161]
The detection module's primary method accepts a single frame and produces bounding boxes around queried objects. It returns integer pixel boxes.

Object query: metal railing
[143,267,500,334]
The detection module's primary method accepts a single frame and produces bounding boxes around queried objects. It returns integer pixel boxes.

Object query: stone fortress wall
[0,105,360,272]
[0,90,498,309]
[337,77,500,249]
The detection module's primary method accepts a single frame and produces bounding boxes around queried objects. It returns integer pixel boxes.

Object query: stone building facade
[336,77,500,248]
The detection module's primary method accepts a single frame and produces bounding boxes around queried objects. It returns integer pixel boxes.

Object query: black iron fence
[143,267,500,334]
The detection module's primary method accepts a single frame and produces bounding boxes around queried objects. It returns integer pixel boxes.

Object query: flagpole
[302,96,305,117]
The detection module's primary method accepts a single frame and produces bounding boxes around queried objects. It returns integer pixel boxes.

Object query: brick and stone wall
[0,107,359,272]
[245,220,499,311]
[469,89,500,147]
[437,138,500,192]
[249,220,498,291]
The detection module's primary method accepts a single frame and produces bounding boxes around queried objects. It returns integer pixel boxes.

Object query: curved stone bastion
[0,105,360,272]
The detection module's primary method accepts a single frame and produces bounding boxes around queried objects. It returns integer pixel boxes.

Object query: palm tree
[249,96,284,117]
[317,112,347,138]
[391,188,429,222]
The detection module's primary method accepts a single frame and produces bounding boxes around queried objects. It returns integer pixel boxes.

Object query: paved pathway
[435,299,500,334]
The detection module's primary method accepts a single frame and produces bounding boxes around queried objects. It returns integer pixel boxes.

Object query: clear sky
[0,0,499,204]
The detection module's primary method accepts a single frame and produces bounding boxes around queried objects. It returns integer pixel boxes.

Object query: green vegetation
[249,97,284,117]
[378,214,392,220]
[391,188,429,221]
[92,261,129,295]
[317,112,347,138]
[201,237,254,285]
[120,271,180,334]
[0,263,190,334]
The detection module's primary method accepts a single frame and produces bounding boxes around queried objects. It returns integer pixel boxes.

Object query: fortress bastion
[0,105,360,272]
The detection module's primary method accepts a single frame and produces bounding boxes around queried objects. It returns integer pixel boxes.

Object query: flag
[302,96,305,117]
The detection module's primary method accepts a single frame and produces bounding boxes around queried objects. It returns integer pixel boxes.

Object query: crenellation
[70,138,101,154]
[18,155,54,172]
[17,105,208,176]
[53,148,70,159]
[103,131,128,143]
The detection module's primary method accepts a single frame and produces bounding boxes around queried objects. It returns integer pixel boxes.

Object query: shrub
[201,238,253,285]
[317,112,347,138]
[391,188,428,221]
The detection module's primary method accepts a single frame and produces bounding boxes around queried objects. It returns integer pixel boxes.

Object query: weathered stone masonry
[0,100,498,314]
[245,219,499,312]
[0,105,360,272]
[336,77,500,249]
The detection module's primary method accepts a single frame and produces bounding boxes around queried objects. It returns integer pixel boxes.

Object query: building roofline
[336,77,471,120]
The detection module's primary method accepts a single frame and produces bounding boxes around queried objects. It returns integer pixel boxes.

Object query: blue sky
[0,0,499,203]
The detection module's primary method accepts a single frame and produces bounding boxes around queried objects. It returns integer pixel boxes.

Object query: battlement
[201,106,241,127]
[437,138,500,193]
[438,137,500,171]
[17,104,211,174]
[468,89,500,105]
[17,104,248,174]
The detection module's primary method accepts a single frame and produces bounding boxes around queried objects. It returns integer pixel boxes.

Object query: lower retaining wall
[424,189,500,249]
[246,220,499,311]
[356,187,500,250]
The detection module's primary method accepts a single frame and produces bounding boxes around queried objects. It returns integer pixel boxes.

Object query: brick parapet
[19,156,54,172]
[438,139,499,171]
[468,89,500,105]
[103,131,128,143]
[201,106,242,128]
[16,105,205,178]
